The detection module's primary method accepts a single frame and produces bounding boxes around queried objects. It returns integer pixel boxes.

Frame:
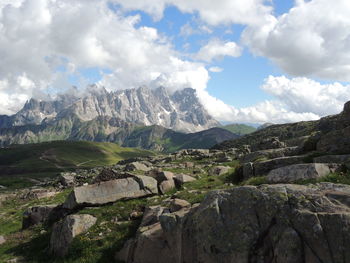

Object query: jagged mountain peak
[1,86,219,133]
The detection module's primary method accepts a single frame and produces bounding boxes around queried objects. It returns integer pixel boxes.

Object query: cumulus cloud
[194,39,242,62]
[197,76,350,124]
[242,0,350,81]
[209,67,223,73]
[0,0,210,114]
[111,0,273,26]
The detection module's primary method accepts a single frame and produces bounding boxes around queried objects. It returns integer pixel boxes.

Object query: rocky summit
[3,101,350,263]
[0,86,218,133]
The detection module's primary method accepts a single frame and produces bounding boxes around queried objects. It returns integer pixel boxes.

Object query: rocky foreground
[2,102,350,262]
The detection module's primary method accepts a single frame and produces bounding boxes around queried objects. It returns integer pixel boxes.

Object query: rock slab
[267,163,338,183]
[117,183,350,263]
[63,176,158,209]
[50,214,97,257]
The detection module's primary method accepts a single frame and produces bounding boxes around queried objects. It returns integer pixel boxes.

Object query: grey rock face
[159,179,176,194]
[125,162,151,172]
[208,166,230,176]
[3,86,218,133]
[63,176,158,210]
[267,163,339,183]
[174,174,196,186]
[118,183,350,263]
[59,172,76,187]
[50,214,97,257]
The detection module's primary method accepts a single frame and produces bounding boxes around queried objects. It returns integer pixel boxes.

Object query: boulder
[156,171,174,183]
[317,126,350,154]
[63,176,158,210]
[267,163,340,183]
[159,179,176,194]
[22,205,57,229]
[118,183,350,263]
[116,206,190,263]
[184,162,194,168]
[174,174,196,187]
[139,206,166,228]
[242,162,254,180]
[0,235,5,245]
[125,162,151,172]
[240,147,300,163]
[253,155,306,177]
[169,199,190,213]
[251,136,286,151]
[50,214,97,257]
[208,166,230,176]
[59,172,76,187]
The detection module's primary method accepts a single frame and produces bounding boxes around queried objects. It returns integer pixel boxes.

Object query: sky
[1,0,350,124]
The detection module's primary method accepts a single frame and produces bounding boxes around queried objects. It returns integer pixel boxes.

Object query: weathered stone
[169,199,190,213]
[317,126,350,154]
[240,147,300,163]
[251,136,286,151]
[125,162,151,172]
[253,155,306,177]
[267,163,340,183]
[156,171,174,183]
[184,162,194,168]
[0,235,5,245]
[22,205,57,229]
[208,166,230,176]
[242,162,254,180]
[63,176,158,210]
[314,154,350,164]
[139,206,166,228]
[119,183,350,263]
[59,172,75,187]
[174,174,196,187]
[50,214,97,257]
[159,179,176,194]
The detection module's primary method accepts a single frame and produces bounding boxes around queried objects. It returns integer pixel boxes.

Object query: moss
[296,172,350,185]
[242,176,268,186]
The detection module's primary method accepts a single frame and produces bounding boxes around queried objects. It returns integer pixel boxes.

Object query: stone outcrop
[208,166,230,176]
[117,183,350,263]
[174,174,196,187]
[125,162,151,172]
[239,147,300,163]
[63,175,158,210]
[22,205,57,229]
[50,214,97,257]
[267,163,340,183]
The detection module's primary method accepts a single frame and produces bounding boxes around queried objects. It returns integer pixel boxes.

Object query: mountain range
[0,86,239,151]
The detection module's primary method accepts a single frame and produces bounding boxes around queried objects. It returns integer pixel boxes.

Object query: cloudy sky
[1,0,350,124]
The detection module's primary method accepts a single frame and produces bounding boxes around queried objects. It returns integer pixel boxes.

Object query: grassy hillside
[123,126,239,152]
[222,124,256,135]
[0,140,153,188]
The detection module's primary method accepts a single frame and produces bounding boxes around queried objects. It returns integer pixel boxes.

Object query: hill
[0,140,153,188]
[222,123,256,135]
[123,126,240,152]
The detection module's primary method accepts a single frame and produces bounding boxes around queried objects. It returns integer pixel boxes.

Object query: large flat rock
[267,163,339,183]
[63,176,158,209]
[118,183,350,263]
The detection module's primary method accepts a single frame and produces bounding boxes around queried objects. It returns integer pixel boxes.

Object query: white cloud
[0,0,210,114]
[209,67,223,73]
[194,39,242,62]
[197,76,350,124]
[111,0,273,26]
[242,0,350,81]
